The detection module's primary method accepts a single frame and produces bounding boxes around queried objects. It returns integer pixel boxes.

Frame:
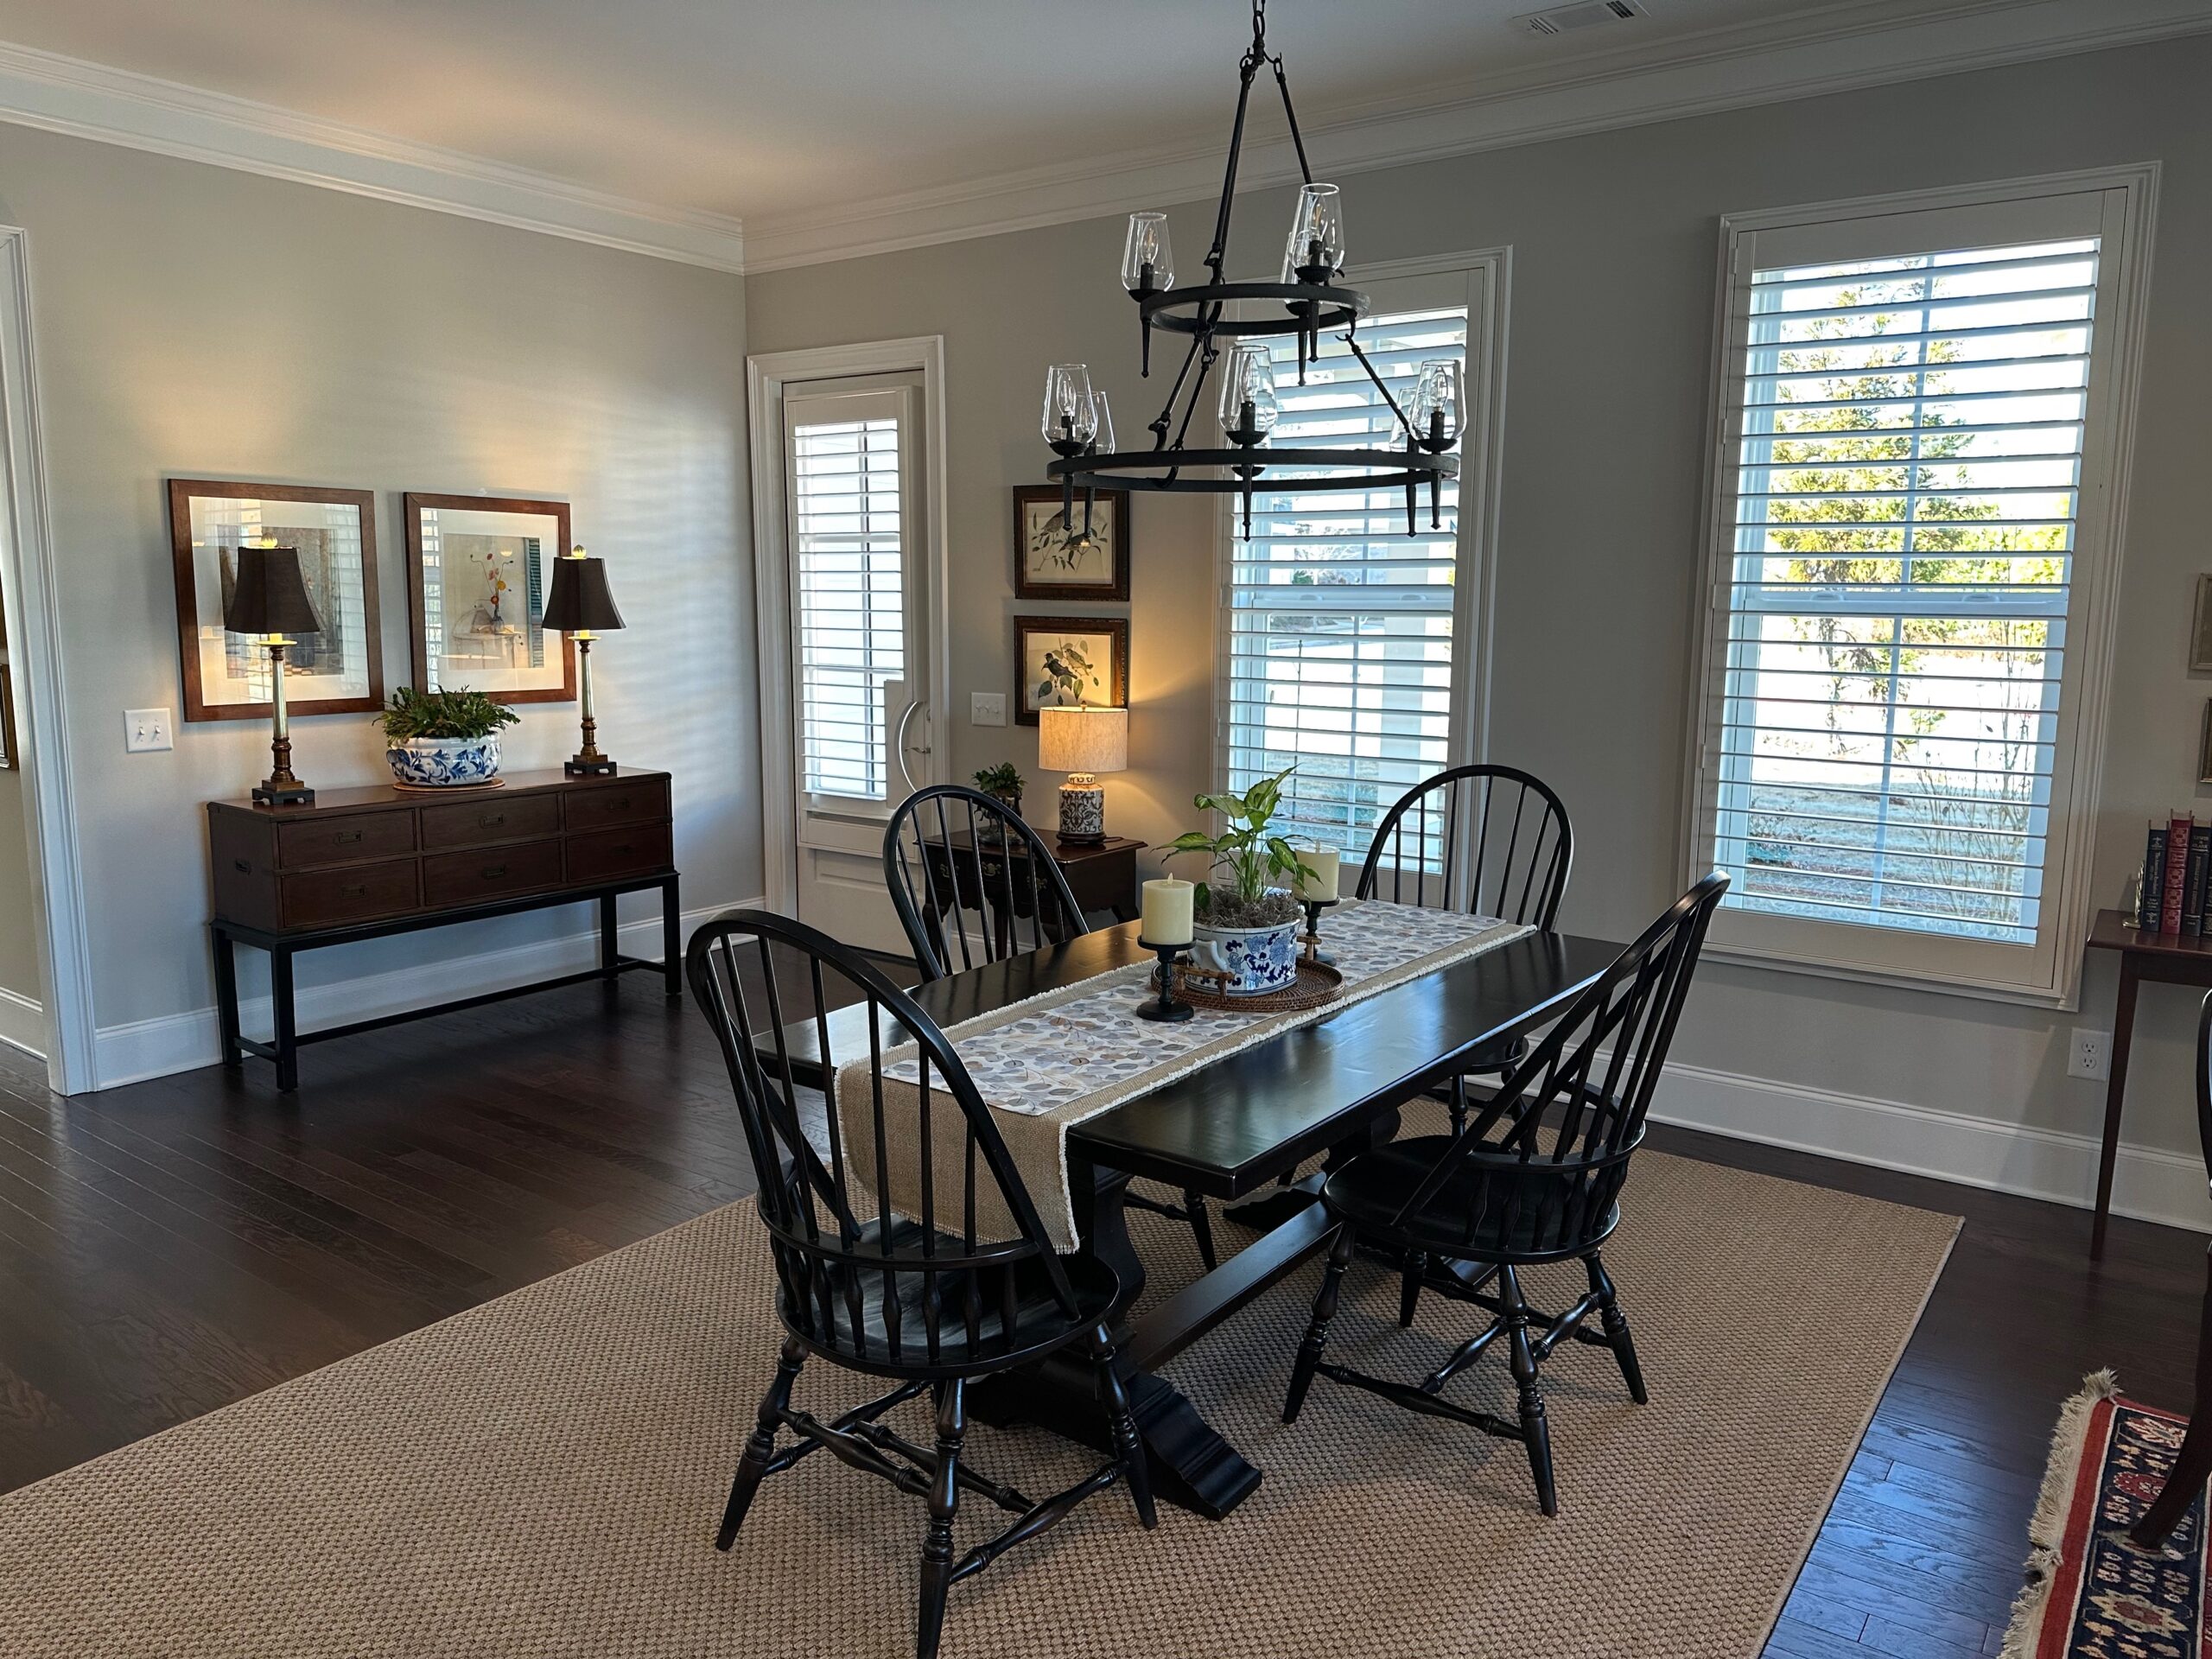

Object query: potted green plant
[1164,766,1304,996]
[972,761,1025,844]
[378,687,520,787]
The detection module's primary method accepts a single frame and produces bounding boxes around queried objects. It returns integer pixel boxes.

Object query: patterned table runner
[832,899,1534,1249]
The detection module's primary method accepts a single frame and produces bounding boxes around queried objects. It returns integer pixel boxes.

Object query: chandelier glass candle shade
[1039,0,1459,541]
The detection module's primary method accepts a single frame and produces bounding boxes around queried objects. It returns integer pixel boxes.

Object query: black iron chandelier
[1042,0,1462,541]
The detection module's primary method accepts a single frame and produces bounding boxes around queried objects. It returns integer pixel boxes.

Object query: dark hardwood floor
[0,971,2198,1659]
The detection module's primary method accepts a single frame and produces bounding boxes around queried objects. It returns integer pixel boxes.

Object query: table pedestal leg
[966,1161,1264,1520]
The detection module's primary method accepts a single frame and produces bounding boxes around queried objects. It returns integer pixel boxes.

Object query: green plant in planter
[378,686,521,744]
[1165,766,1303,930]
[973,762,1023,804]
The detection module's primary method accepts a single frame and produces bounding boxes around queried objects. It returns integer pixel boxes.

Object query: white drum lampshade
[1039,705,1128,844]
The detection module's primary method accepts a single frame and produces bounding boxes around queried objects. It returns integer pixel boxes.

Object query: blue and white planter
[1189,906,1301,997]
[386,734,503,788]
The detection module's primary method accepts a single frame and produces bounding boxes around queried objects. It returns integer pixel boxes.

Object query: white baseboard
[0,984,42,1058]
[1649,1058,2212,1236]
[91,896,766,1091]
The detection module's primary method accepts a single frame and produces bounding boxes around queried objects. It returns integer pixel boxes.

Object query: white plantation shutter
[1223,275,1486,861]
[1690,179,2149,1002]
[788,386,911,804]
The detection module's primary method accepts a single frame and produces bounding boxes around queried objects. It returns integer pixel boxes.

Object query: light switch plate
[970,691,1007,728]
[124,707,173,753]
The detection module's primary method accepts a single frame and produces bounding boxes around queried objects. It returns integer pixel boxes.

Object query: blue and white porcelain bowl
[1188,912,1301,996]
[386,734,502,788]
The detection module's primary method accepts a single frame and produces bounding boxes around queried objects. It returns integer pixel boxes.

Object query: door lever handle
[893,698,931,794]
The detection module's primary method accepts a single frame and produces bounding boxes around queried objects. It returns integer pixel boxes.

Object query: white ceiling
[0,0,2069,225]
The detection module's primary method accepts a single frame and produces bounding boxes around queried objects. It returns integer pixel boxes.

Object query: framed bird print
[1013,485,1130,602]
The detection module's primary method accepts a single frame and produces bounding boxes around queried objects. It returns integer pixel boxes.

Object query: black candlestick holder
[1135,938,1194,1022]
[1300,898,1338,965]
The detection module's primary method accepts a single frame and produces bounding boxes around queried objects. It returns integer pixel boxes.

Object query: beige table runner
[833,900,1535,1249]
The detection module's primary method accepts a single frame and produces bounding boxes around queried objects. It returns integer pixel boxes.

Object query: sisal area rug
[0,1140,1956,1658]
[2000,1373,2209,1659]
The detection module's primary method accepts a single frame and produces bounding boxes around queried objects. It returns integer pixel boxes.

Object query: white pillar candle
[1141,877,1195,945]
[1295,846,1340,902]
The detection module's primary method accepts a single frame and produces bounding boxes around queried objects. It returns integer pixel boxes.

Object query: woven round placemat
[1170,955,1344,1014]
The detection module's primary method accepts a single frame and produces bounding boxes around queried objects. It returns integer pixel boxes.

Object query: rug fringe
[1994,1370,2121,1659]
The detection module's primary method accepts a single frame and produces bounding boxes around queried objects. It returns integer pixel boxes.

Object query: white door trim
[747,336,950,916]
[0,226,94,1091]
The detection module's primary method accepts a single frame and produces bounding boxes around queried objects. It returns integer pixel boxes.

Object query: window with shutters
[788,389,910,804]
[1688,174,2152,1004]
[1220,262,1501,866]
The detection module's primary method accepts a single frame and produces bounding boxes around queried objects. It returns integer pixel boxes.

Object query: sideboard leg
[270,946,300,1094]
[662,877,683,998]
[598,893,620,979]
[212,927,243,1070]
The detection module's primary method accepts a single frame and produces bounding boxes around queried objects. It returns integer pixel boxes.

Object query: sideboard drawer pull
[232,858,251,874]
[479,812,505,828]
[480,864,508,880]
[334,829,364,845]
[340,883,366,899]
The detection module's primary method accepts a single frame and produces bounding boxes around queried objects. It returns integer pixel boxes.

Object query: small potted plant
[379,686,520,788]
[972,762,1025,844]
[1165,766,1304,996]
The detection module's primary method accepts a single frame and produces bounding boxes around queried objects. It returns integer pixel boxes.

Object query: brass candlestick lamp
[540,543,626,776]
[224,543,322,807]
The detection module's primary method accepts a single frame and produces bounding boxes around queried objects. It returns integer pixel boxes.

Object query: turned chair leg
[1092,1326,1157,1529]
[1501,1266,1558,1517]
[1399,1251,1427,1327]
[917,1378,966,1659]
[1284,1222,1357,1424]
[2133,1240,2212,1548]
[1586,1251,1648,1405]
[1184,1191,1217,1271]
[717,1335,804,1550]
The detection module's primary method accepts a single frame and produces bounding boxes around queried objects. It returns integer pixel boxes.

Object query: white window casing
[1684,168,2158,1007]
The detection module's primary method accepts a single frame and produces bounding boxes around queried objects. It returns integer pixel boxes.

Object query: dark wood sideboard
[207,767,679,1090]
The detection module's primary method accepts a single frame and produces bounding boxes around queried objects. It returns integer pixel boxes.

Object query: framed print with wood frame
[2191,574,2212,672]
[1014,484,1129,601]
[168,480,384,722]
[1015,614,1128,727]
[404,493,575,703]
[0,594,16,769]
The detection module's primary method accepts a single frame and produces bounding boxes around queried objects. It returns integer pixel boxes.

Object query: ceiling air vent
[1518,0,1647,36]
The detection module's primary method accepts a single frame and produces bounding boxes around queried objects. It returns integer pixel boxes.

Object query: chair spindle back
[687,908,1076,1368]
[1398,871,1728,1255]
[1357,764,1573,926]
[884,784,1089,982]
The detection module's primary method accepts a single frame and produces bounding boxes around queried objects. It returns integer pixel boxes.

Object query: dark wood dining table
[759,916,1620,1520]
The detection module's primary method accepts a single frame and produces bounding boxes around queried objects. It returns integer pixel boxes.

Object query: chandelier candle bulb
[1141,878,1195,947]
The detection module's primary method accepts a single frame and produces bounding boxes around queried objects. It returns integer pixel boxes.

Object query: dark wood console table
[2084,907,2212,1255]
[208,768,679,1091]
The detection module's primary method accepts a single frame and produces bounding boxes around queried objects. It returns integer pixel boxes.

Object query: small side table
[1045,834,1147,925]
[2084,908,2212,1254]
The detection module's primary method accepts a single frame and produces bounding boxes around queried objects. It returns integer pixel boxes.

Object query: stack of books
[2139,811,2212,935]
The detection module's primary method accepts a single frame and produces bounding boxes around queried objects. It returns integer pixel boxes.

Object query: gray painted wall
[0,122,758,1045]
[0,763,40,1007]
[746,37,2212,1160]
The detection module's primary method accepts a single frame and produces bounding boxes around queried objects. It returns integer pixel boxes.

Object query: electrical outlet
[2068,1027,2111,1083]
[124,707,172,753]
[970,691,1007,728]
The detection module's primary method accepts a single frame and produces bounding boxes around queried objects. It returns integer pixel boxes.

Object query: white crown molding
[0,40,746,273]
[741,0,2212,272]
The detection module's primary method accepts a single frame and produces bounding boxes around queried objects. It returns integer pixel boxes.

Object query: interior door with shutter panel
[784,373,931,952]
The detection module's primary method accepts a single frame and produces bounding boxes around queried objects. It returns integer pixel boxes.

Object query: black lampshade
[541,550,624,633]
[224,544,322,636]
